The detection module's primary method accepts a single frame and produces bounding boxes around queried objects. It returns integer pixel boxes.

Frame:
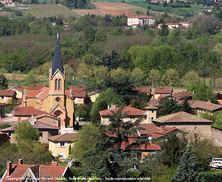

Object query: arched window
[58,79,61,90]
[55,79,57,90]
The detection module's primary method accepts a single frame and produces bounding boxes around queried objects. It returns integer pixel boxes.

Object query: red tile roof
[1,161,69,182]
[26,90,42,97]
[99,106,146,116]
[0,90,16,97]
[153,111,213,123]
[68,86,87,91]
[188,100,222,111]
[154,88,172,94]
[8,85,27,93]
[14,107,55,117]
[134,87,151,93]
[28,85,45,90]
[72,90,86,98]
[139,123,177,139]
[17,98,23,104]
[172,91,194,100]
[120,138,161,151]
[36,89,49,99]
[48,133,77,142]
[148,99,159,107]
[128,15,155,19]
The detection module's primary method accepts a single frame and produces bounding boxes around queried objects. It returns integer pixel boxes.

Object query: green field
[21,4,81,19]
[128,2,210,14]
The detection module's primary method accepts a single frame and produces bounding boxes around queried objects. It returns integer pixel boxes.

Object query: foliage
[0,123,11,130]
[84,107,149,179]
[192,83,216,103]
[13,120,39,143]
[0,73,8,89]
[200,171,222,182]
[157,96,181,117]
[160,133,187,168]
[75,104,91,121]
[188,133,221,172]
[158,23,169,37]
[172,145,203,182]
[71,125,101,166]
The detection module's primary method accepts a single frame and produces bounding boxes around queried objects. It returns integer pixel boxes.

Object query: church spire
[52,33,64,75]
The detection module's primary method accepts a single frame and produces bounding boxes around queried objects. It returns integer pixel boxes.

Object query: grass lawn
[21,4,81,19]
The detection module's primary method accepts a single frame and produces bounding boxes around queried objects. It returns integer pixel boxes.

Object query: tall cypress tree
[172,145,203,182]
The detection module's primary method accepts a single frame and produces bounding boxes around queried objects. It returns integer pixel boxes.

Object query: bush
[109,27,123,36]
[200,171,222,182]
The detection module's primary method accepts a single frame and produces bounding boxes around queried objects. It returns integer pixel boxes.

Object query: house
[1,159,73,182]
[88,90,101,103]
[172,91,194,101]
[22,35,78,127]
[0,106,60,127]
[48,133,77,161]
[134,87,151,96]
[152,111,213,137]
[7,85,27,104]
[0,90,16,104]
[127,15,155,29]
[153,88,172,99]
[179,21,192,28]
[1,119,60,143]
[68,86,89,105]
[188,100,222,116]
[138,123,178,139]
[99,105,157,125]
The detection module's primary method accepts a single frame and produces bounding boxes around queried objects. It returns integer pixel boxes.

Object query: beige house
[88,90,101,103]
[48,133,77,161]
[99,105,158,125]
[0,90,16,104]
[152,111,213,137]
[153,88,173,99]
[127,15,155,29]
[7,85,27,104]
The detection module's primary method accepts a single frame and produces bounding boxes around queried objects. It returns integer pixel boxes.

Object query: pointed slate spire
[52,33,64,75]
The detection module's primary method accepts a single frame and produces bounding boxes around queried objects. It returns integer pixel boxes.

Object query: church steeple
[52,33,64,75]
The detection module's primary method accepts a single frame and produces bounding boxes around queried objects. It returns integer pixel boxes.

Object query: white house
[127,15,155,29]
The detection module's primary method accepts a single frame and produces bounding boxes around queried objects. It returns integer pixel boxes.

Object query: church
[22,35,77,127]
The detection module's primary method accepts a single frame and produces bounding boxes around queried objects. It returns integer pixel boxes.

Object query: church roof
[52,35,64,75]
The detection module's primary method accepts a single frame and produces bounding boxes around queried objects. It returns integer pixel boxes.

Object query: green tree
[160,133,187,168]
[149,69,161,88]
[166,68,179,87]
[158,96,181,117]
[13,120,39,143]
[71,125,101,166]
[84,107,149,179]
[172,145,203,182]
[158,23,169,37]
[0,73,8,89]
[25,68,38,86]
[180,97,194,114]
[192,83,216,103]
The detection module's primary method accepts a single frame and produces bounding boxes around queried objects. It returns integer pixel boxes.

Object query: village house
[152,111,213,137]
[127,15,155,29]
[188,100,222,116]
[0,90,16,104]
[153,88,173,99]
[1,119,60,144]
[99,104,158,125]
[88,90,101,103]
[48,133,77,161]
[7,85,27,104]
[1,159,73,182]
[134,87,152,96]
[68,86,89,105]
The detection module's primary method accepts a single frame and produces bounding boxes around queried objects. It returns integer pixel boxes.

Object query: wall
[211,127,222,146]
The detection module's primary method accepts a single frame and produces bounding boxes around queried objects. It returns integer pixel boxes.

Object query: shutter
[58,142,61,147]
[64,142,68,147]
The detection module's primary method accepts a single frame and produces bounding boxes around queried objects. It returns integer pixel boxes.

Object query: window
[39,132,42,137]
[194,127,197,131]
[2,96,6,101]
[55,79,57,90]
[58,142,67,147]
[58,79,61,90]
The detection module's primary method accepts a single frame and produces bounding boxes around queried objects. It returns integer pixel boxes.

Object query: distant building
[127,15,155,29]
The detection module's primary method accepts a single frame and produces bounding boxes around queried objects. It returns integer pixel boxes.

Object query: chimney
[111,104,116,110]
[18,159,22,165]
[107,105,110,110]
[208,100,211,103]
[7,162,12,176]
[51,161,58,166]
[148,136,152,144]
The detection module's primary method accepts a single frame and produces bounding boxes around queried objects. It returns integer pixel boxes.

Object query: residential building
[48,133,77,161]
[188,100,222,116]
[152,111,213,137]
[99,105,157,125]
[68,86,89,105]
[127,15,155,29]
[88,90,101,103]
[0,90,16,104]
[134,87,151,96]
[1,159,73,182]
[7,85,27,104]
[153,88,172,99]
